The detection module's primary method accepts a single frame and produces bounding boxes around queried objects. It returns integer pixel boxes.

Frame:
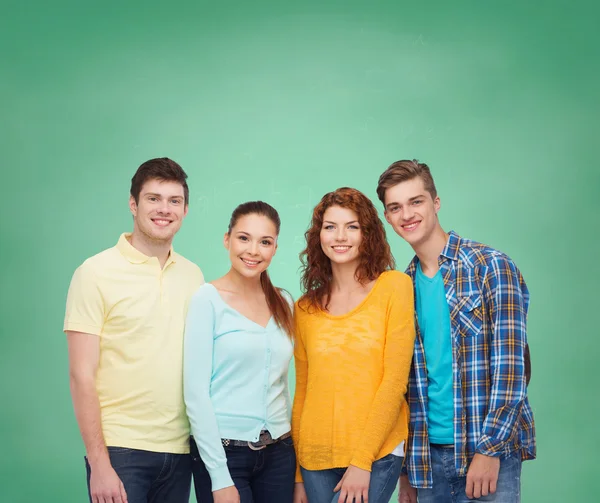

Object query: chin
[328,255,359,266]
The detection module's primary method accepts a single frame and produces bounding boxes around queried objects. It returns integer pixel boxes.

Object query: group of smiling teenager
[64,157,535,503]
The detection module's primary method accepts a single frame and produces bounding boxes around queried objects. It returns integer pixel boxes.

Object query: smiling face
[319,205,363,267]
[129,178,187,244]
[384,176,441,248]
[225,213,278,279]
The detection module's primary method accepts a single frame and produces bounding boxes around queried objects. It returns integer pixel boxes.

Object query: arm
[64,265,127,502]
[67,331,108,467]
[476,256,529,456]
[291,305,308,484]
[184,289,235,492]
[349,274,416,470]
[280,290,295,422]
[465,256,529,499]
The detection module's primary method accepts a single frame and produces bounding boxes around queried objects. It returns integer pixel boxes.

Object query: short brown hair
[130,157,189,205]
[376,159,437,204]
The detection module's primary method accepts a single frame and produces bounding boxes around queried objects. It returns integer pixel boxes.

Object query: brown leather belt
[222,430,291,451]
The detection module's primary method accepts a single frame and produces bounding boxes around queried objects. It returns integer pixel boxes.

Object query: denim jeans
[417,446,522,503]
[84,446,191,503]
[191,435,296,503]
[301,453,403,503]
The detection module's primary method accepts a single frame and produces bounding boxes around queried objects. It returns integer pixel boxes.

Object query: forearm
[291,359,308,482]
[351,314,415,469]
[69,375,109,468]
[478,257,529,454]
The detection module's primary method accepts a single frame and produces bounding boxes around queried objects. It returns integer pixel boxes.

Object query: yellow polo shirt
[64,233,204,454]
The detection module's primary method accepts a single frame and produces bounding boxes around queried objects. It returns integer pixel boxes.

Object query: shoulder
[294,296,313,318]
[457,237,524,288]
[457,236,515,269]
[172,253,204,279]
[377,269,413,290]
[278,288,295,309]
[189,283,218,307]
[72,245,121,280]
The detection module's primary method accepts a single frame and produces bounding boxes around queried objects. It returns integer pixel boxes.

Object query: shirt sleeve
[350,273,416,471]
[183,287,234,491]
[291,303,308,483]
[63,263,105,336]
[476,255,529,456]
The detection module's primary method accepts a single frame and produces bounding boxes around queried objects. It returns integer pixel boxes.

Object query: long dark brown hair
[299,187,395,312]
[228,201,294,337]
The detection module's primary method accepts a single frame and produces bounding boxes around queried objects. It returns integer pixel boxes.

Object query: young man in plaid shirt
[377,160,535,503]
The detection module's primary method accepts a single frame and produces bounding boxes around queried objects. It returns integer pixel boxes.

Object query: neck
[413,226,449,275]
[129,229,172,268]
[223,267,264,295]
[330,261,362,292]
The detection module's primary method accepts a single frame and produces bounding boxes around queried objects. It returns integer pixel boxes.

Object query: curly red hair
[299,187,395,312]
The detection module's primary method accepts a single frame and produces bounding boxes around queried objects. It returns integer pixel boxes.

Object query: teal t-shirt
[415,262,454,444]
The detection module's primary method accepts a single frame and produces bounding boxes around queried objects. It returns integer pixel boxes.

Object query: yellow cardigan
[292,270,416,481]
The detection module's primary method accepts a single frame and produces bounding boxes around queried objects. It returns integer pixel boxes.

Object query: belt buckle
[247,440,266,451]
[247,430,271,451]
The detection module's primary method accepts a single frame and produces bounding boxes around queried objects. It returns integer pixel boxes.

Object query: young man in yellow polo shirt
[64,158,204,503]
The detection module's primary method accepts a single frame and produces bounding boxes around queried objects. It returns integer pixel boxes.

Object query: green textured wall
[1,1,597,501]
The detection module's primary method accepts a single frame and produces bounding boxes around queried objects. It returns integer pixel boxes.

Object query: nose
[401,205,415,221]
[334,227,348,242]
[157,199,171,214]
[249,241,260,255]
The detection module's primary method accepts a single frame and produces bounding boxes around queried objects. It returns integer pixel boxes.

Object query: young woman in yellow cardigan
[292,187,416,503]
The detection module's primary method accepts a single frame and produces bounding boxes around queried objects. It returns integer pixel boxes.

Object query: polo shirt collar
[116,233,176,265]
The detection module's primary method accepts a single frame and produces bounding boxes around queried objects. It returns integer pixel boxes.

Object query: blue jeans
[301,453,403,503]
[191,435,296,503]
[417,446,522,503]
[84,446,191,503]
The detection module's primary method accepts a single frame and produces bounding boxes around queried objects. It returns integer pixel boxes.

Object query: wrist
[86,449,111,470]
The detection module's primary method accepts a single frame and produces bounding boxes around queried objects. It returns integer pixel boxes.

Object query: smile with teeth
[401,221,421,231]
[241,258,261,267]
[152,218,172,227]
[332,245,352,253]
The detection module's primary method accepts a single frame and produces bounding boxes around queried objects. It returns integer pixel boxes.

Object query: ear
[434,196,441,214]
[272,241,278,257]
[223,232,230,250]
[384,210,392,225]
[129,195,138,216]
[183,204,189,218]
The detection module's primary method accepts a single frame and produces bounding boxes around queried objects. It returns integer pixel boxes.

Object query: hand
[398,474,417,503]
[213,485,240,503]
[294,482,308,503]
[333,464,371,503]
[465,453,500,499]
[89,460,128,503]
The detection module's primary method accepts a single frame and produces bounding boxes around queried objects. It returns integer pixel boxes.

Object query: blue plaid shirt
[404,231,536,488]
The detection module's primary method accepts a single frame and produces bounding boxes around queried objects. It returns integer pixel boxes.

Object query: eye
[238,236,248,241]
[389,206,399,213]
[261,240,272,246]
[171,199,182,204]
[323,225,335,230]
[412,200,422,205]
[348,224,359,230]
[149,196,158,202]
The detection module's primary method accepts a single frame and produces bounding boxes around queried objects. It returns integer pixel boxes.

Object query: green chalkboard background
[1,1,597,501]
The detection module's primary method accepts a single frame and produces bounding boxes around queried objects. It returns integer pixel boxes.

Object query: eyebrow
[323,220,359,225]
[236,231,275,240]
[386,194,425,208]
[144,193,184,200]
